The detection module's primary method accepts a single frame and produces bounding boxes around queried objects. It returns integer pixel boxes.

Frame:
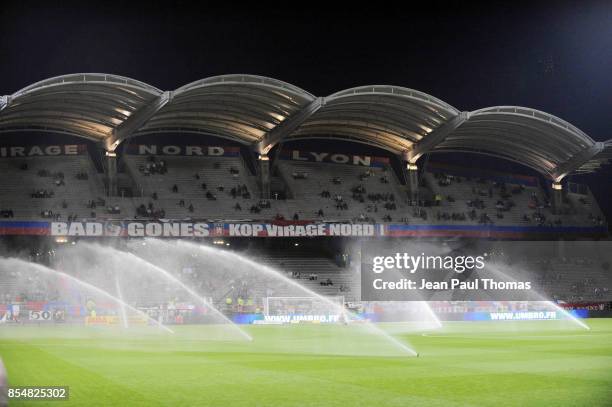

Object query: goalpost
[262,296,346,324]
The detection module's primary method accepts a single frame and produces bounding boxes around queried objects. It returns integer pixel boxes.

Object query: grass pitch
[1,319,611,406]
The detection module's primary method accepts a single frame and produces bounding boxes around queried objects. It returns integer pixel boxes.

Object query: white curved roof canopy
[434,107,602,180]
[0,73,609,181]
[0,73,162,141]
[136,75,315,145]
[575,140,612,175]
[287,86,459,154]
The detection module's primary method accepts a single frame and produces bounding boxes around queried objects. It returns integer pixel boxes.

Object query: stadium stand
[0,153,102,221]
[124,154,278,220]
[0,74,609,230]
[0,148,606,230]
[277,160,407,223]
[257,252,359,301]
[423,168,605,227]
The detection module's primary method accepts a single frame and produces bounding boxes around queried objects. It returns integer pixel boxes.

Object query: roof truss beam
[403,111,469,162]
[256,97,324,155]
[104,91,173,151]
[0,96,9,112]
[552,141,605,182]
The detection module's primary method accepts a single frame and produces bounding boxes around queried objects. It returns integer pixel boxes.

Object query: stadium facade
[0,73,610,240]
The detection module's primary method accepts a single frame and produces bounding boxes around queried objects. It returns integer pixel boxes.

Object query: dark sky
[1,1,611,141]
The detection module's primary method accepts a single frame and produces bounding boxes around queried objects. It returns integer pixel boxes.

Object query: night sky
[0,1,610,218]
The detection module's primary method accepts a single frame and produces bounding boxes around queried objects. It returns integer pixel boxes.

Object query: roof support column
[551,182,563,215]
[258,154,270,199]
[404,163,419,202]
[106,151,117,197]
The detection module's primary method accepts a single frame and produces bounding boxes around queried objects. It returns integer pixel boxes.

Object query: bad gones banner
[50,221,377,237]
[0,221,606,238]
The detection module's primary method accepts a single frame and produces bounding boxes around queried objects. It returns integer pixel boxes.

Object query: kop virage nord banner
[361,240,612,302]
[0,220,606,237]
[47,221,378,237]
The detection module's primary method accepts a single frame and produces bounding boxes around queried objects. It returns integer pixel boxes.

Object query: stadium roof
[1,73,609,181]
